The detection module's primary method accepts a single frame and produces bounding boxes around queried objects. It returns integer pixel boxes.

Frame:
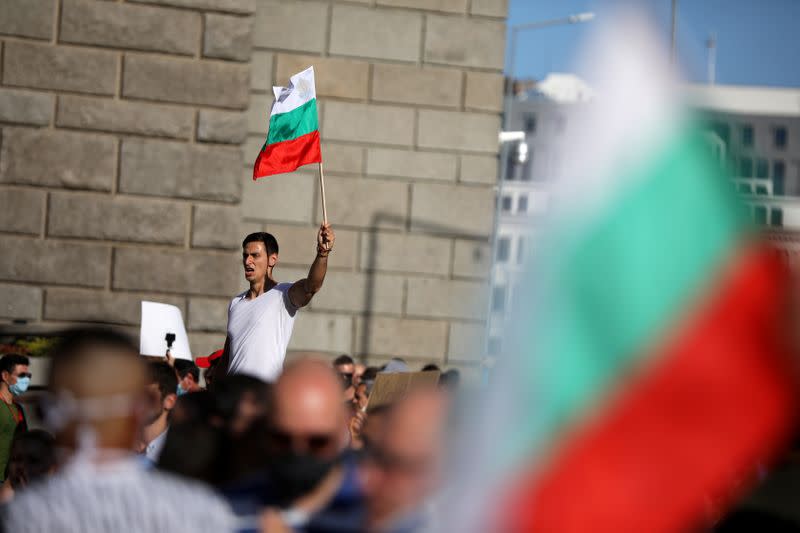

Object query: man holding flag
[217,65,334,383]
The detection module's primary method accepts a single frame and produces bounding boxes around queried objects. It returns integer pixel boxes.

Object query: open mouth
[244,267,255,275]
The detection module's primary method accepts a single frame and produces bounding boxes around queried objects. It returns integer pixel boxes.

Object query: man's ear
[163,392,177,411]
[268,253,278,267]
[0,370,8,384]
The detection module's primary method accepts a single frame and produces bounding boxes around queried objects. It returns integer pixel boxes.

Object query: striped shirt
[4,454,236,533]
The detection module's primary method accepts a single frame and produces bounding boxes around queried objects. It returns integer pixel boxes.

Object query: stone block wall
[0,0,254,356]
[243,0,506,370]
[0,0,507,372]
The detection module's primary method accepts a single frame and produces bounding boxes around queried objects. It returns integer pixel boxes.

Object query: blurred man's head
[268,359,349,504]
[362,388,449,529]
[171,390,215,427]
[174,359,201,394]
[440,369,461,392]
[213,374,270,436]
[46,327,147,451]
[0,353,31,398]
[157,422,223,486]
[145,362,178,427]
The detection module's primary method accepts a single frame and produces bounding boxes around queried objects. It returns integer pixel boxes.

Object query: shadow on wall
[359,211,486,361]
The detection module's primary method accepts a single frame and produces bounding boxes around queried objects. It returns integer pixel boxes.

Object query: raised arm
[289,223,335,308]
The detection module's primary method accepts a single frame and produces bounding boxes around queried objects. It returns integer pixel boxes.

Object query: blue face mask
[9,376,30,397]
[176,384,187,397]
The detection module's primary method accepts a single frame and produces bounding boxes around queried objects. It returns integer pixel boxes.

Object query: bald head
[271,358,348,456]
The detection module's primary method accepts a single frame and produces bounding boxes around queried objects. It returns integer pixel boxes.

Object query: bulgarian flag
[253,66,322,179]
[444,9,797,533]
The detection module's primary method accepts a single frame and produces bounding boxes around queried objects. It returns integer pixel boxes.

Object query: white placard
[139,301,192,360]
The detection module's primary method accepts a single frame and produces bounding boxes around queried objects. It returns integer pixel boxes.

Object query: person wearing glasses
[224,359,364,531]
[0,353,30,482]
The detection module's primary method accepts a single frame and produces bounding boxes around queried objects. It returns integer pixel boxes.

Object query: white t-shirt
[227,282,298,382]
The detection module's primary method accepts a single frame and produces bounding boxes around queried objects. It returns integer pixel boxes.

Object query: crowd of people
[0,330,461,533]
[0,224,475,532]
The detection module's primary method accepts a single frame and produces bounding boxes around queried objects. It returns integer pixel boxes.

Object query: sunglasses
[268,428,337,455]
[339,373,353,387]
[14,373,31,379]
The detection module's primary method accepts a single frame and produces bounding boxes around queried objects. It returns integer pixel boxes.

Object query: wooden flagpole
[318,161,328,225]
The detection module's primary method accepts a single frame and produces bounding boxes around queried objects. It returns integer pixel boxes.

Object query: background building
[488,73,589,353]
[0,0,508,373]
[489,77,800,354]
[685,84,800,256]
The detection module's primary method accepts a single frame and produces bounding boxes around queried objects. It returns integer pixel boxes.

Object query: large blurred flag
[253,66,322,179]
[445,8,797,533]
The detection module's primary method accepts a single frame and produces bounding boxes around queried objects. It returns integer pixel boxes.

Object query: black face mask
[268,451,341,506]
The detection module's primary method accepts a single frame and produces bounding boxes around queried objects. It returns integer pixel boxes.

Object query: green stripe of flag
[502,130,749,469]
[266,98,319,145]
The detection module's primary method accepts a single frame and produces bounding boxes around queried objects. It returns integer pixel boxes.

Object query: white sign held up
[139,301,192,361]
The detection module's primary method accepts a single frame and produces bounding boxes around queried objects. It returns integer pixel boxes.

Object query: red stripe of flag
[501,245,797,533]
[253,130,322,180]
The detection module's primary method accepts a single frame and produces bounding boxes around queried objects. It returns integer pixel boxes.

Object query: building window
[755,185,768,195]
[496,237,510,263]
[774,126,787,149]
[710,121,730,146]
[504,151,517,181]
[756,158,768,179]
[737,183,752,195]
[739,157,753,178]
[517,237,525,264]
[754,206,767,225]
[492,286,506,313]
[488,336,501,355]
[771,208,783,228]
[501,196,512,212]
[518,195,528,214]
[741,124,754,147]
[523,113,536,134]
[773,160,785,195]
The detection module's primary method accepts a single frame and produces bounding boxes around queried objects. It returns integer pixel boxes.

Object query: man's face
[178,374,196,393]
[242,241,274,283]
[362,390,448,527]
[3,365,29,388]
[335,363,355,388]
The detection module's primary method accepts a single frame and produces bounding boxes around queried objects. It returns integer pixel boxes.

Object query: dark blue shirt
[223,453,366,533]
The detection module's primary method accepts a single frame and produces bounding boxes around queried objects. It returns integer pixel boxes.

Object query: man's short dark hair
[333,355,354,367]
[174,360,200,382]
[0,354,29,376]
[242,232,279,255]
[47,327,139,388]
[148,361,178,401]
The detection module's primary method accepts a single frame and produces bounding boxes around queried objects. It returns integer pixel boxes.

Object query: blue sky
[507,0,800,88]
